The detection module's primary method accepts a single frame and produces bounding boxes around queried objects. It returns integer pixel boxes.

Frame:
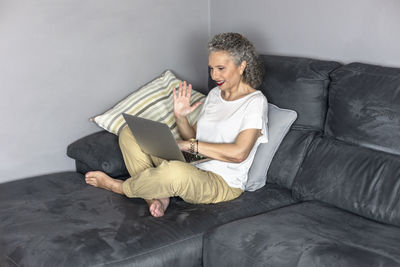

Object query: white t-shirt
[195,87,268,190]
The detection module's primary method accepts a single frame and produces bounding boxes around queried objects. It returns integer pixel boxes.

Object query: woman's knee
[158,161,192,184]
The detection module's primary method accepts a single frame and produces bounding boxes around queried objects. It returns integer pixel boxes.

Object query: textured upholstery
[267,129,319,189]
[291,63,400,226]
[325,63,400,155]
[203,202,400,267]
[292,136,400,226]
[67,131,129,178]
[203,59,400,266]
[0,172,296,267]
[260,55,341,130]
[260,55,340,189]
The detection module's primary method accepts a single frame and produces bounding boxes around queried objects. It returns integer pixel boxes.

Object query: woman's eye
[218,67,224,71]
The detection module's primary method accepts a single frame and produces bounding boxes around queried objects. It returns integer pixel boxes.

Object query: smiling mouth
[216,81,225,86]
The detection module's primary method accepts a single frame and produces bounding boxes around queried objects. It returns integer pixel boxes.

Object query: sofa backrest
[260,55,341,131]
[293,63,400,226]
[325,63,400,154]
[261,55,340,188]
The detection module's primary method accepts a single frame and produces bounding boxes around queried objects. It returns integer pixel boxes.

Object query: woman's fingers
[182,81,193,98]
[187,83,192,98]
[180,81,185,97]
[174,81,194,108]
[190,101,202,112]
[176,81,193,98]
[173,86,177,100]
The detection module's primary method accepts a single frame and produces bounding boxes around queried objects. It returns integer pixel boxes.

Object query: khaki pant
[119,126,243,204]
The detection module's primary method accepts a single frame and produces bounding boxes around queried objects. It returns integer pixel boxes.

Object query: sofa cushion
[260,55,341,130]
[292,136,400,227]
[203,201,400,267]
[0,172,297,267]
[267,129,319,189]
[92,70,205,139]
[326,63,400,155]
[246,104,297,191]
[67,131,129,178]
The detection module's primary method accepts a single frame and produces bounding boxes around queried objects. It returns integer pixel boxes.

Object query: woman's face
[208,50,245,91]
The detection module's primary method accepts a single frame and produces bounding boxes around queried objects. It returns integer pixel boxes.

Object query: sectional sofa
[1,55,399,267]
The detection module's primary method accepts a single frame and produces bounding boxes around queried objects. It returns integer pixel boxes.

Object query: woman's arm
[175,118,196,140]
[173,81,201,140]
[178,128,262,163]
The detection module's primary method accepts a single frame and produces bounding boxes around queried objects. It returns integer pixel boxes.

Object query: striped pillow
[91,70,205,139]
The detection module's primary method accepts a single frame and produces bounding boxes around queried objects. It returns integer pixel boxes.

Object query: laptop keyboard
[182,151,206,163]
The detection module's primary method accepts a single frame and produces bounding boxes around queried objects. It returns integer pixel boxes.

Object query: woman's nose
[210,70,218,80]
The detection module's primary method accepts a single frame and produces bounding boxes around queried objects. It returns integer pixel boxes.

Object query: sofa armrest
[67,131,129,178]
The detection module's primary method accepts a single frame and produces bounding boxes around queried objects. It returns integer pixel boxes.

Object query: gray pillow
[246,104,298,191]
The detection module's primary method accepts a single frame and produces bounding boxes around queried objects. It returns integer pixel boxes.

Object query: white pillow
[91,70,205,139]
[246,104,298,191]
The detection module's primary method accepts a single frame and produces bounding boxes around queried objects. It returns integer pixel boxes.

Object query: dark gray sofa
[1,55,399,267]
[203,61,400,266]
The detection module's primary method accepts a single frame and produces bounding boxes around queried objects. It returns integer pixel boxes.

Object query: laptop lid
[122,113,186,162]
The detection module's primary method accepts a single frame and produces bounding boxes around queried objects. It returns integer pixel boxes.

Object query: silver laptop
[122,113,210,164]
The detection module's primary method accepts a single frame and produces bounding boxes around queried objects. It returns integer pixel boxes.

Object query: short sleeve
[239,95,269,143]
[196,87,215,122]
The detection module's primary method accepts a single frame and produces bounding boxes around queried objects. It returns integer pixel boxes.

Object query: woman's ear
[240,61,247,75]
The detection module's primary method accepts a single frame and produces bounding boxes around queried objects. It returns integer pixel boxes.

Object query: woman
[85,33,268,217]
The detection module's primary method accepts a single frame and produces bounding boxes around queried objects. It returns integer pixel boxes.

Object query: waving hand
[173,81,202,118]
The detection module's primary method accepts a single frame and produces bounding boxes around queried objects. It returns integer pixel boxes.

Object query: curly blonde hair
[208,32,264,89]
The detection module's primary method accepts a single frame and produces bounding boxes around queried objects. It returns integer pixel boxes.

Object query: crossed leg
[146,198,170,218]
[114,126,170,217]
[85,171,170,217]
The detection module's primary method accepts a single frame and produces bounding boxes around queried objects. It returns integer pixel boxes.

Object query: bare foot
[85,171,124,195]
[147,198,170,217]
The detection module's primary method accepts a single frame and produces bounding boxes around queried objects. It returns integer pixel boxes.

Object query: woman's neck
[221,82,256,101]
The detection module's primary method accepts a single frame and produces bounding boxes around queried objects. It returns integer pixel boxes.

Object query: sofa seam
[209,200,400,266]
[290,134,321,199]
[303,203,400,263]
[5,255,20,267]
[97,233,204,266]
[203,236,266,265]
[335,66,400,78]
[288,130,321,190]
[204,201,303,243]
[242,201,302,222]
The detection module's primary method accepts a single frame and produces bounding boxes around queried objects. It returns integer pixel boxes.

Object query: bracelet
[189,138,196,153]
[196,139,199,155]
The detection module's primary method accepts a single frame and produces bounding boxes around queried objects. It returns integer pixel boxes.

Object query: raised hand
[173,81,202,118]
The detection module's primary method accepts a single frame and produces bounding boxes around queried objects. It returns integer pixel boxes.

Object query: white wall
[210,0,400,67]
[0,0,210,183]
